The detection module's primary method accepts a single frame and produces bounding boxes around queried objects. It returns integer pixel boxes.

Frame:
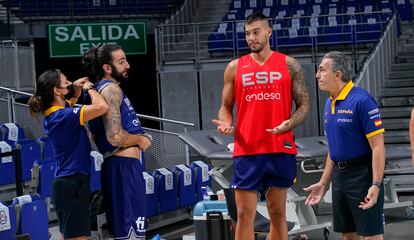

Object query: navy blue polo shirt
[43,102,91,177]
[323,81,384,162]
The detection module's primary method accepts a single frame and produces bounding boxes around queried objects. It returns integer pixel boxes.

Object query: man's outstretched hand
[212,119,234,135]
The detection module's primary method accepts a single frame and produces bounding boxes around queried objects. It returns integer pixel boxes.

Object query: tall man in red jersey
[213,13,310,240]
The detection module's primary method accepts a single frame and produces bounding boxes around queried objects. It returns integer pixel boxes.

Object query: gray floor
[147,196,414,240]
[48,196,414,240]
[298,198,414,240]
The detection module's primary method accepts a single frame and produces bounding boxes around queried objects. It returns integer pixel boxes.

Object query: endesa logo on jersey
[242,71,283,102]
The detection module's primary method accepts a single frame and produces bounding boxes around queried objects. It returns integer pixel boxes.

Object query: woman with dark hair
[28,69,108,240]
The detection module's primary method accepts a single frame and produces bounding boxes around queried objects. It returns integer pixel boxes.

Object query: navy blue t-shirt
[43,103,90,177]
[324,81,385,161]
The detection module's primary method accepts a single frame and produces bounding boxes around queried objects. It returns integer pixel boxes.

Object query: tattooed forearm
[101,84,129,146]
[286,56,310,129]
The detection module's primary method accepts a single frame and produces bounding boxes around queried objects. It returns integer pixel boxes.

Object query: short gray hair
[322,51,353,82]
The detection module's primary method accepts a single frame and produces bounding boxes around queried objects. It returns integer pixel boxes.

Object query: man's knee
[237,206,256,221]
[342,232,361,240]
[267,202,286,220]
[363,235,383,240]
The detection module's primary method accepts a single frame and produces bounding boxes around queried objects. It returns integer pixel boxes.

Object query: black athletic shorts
[332,162,384,236]
[51,173,91,238]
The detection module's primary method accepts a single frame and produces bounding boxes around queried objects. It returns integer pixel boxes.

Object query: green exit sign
[48,22,147,58]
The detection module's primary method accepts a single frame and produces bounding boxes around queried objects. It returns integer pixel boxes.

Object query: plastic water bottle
[151,234,161,240]
[201,186,210,200]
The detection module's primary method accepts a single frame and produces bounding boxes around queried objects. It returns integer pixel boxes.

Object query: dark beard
[110,64,128,83]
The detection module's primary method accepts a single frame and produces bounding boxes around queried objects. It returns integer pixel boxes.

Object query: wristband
[372,181,382,189]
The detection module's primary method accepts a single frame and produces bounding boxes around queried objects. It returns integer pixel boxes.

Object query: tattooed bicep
[100,84,123,135]
[101,85,123,109]
[286,56,309,105]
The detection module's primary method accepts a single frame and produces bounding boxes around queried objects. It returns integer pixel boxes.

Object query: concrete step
[384,130,410,144]
[382,118,410,130]
[380,87,414,97]
[390,63,414,71]
[387,70,414,79]
[398,50,414,56]
[379,96,414,107]
[383,79,414,88]
[380,106,412,118]
[400,44,414,51]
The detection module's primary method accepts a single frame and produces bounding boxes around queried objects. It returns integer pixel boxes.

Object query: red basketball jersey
[233,52,297,157]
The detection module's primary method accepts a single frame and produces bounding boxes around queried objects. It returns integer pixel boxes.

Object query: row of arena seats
[226,0,412,21]
[208,0,412,52]
[0,122,213,215]
[7,0,185,17]
[0,195,49,240]
[0,123,213,239]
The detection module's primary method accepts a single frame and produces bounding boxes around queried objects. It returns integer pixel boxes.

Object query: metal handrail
[138,113,194,126]
[156,10,394,64]
[0,86,195,128]
[0,87,33,97]
[354,13,397,98]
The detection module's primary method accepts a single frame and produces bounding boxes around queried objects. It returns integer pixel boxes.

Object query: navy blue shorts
[232,153,297,192]
[332,163,384,236]
[52,173,91,238]
[101,156,146,239]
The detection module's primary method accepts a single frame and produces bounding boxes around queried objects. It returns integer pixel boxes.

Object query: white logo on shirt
[132,119,140,126]
[242,71,282,86]
[136,217,146,232]
[73,108,79,114]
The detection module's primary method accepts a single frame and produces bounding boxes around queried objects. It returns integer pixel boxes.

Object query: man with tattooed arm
[82,44,151,240]
[213,12,309,240]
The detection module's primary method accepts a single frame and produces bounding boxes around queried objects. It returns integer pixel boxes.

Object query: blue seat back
[38,137,55,160]
[38,159,56,200]
[90,151,103,193]
[173,164,197,208]
[17,138,41,182]
[0,141,15,186]
[19,200,49,240]
[0,203,17,240]
[190,161,212,201]
[153,168,178,213]
[143,172,159,217]
[1,123,25,148]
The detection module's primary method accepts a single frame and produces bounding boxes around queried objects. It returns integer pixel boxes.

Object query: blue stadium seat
[173,164,197,208]
[321,15,345,45]
[17,138,41,182]
[37,159,56,200]
[1,123,25,148]
[190,161,212,202]
[19,200,49,240]
[105,0,121,15]
[143,172,159,217]
[0,141,16,186]
[53,0,71,16]
[121,0,138,14]
[38,136,54,160]
[395,0,413,21]
[19,1,37,17]
[153,168,178,213]
[0,203,17,240]
[361,13,383,43]
[36,0,53,16]
[73,0,90,15]
[90,151,103,193]
[208,31,228,53]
